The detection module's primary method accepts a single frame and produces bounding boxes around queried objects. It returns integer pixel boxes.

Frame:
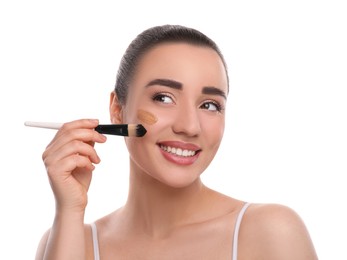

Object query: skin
[35,43,318,259]
[137,109,158,125]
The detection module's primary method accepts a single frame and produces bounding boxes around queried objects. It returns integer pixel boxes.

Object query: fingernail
[89,119,99,124]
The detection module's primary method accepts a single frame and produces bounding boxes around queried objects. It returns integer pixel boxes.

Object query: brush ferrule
[95,124,128,136]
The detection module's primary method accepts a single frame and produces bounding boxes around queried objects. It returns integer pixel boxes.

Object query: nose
[172,102,201,137]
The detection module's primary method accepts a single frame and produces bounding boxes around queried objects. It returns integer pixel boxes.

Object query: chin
[151,169,204,189]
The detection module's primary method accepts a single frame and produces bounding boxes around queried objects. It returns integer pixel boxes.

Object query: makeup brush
[24,121,147,137]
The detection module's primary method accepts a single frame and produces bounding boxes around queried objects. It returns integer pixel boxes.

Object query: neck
[123,164,209,238]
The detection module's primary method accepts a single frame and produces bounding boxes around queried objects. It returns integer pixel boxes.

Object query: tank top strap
[90,222,100,260]
[232,202,251,260]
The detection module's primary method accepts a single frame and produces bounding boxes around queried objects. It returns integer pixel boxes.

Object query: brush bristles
[128,124,147,137]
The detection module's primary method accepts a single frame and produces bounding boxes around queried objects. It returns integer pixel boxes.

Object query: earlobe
[109,91,123,124]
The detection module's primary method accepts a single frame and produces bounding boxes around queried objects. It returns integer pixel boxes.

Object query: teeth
[160,145,197,157]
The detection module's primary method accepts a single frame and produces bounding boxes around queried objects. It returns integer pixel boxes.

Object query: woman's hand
[42,119,107,214]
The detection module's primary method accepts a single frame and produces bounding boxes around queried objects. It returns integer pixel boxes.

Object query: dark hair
[115,24,229,105]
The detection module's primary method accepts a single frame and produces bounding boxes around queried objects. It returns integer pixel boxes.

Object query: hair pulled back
[115,24,228,105]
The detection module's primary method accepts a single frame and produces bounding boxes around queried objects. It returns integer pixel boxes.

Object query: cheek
[201,117,225,147]
[137,109,157,125]
[137,108,173,135]
[125,136,149,170]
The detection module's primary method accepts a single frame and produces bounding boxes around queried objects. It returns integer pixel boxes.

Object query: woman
[35,25,317,259]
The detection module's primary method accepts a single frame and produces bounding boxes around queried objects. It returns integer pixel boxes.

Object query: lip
[157,141,201,166]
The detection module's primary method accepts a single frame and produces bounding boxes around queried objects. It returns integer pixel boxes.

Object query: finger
[44,128,106,160]
[46,119,101,148]
[56,119,100,137]
[44,140,101,170]
[46,153,96,179]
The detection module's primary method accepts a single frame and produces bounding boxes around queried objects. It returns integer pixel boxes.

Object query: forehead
[132,42,228,91]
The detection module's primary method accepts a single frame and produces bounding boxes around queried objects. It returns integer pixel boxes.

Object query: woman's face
[113,42,228,188]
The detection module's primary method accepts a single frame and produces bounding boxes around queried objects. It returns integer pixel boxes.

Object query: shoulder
[238,203,318,260]
[35,228,51,260]
[36,225,96,260]
[242,203,308,236]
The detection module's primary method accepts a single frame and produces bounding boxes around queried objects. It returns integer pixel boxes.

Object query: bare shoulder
[84,223,95,260]
[35,225,95,260]
[35,228,51,260]
[238,203,318,260]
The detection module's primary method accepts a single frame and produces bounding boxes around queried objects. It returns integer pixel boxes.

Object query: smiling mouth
[159,144,200,157]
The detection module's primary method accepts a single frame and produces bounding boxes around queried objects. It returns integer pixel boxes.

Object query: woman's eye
[200,101,222,112]
[152,93,174,104]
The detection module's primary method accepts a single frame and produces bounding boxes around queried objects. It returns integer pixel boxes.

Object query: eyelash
[151,92,224,113]
[152,92,175,104]
[201,100,224,112]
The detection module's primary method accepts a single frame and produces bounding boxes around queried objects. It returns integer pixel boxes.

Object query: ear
[109,91,123,124]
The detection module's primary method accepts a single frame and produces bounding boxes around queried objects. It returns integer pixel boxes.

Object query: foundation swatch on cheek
[137,109,157,125]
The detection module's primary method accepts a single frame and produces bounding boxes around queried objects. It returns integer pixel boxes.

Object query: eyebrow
[202,86,227,100]
[145,79,182,90]
[145,78,227,99]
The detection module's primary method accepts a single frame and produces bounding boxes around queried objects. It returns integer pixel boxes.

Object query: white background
[1,0,346,259]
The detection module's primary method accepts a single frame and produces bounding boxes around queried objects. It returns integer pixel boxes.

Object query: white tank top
[90,202,251,260]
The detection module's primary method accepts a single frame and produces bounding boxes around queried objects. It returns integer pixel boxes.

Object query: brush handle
[24,121,63,129]
[24,121,133,136]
